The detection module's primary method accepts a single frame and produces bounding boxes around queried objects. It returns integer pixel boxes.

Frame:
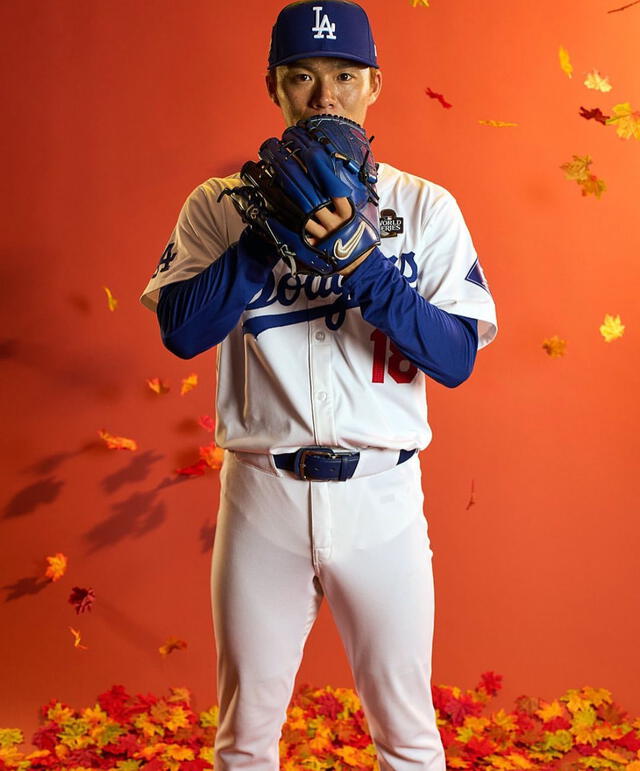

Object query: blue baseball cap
[268,0,379,70]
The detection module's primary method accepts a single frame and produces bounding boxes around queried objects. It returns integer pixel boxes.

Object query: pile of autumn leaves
[2,672,640,770]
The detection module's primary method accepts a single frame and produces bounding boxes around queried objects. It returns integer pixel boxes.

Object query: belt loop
[338,455,349,481]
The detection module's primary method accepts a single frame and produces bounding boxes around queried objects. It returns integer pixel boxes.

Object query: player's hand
[304,196,373,275]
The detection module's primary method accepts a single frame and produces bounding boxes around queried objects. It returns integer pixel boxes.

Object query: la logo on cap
[312,5,337,39]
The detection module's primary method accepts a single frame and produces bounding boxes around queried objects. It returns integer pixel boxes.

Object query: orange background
[2,0,639,742]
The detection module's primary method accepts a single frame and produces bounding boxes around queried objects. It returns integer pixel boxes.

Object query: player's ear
[368,68,382,105]
[265,70,280,106]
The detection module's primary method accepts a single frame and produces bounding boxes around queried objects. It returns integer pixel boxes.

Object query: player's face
[266,57,382,127]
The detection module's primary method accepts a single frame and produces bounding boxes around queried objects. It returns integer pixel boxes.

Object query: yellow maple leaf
[606,101,640,139]
[410,0,430,5]
[146,377,170,395]
[45,552,68,581]
[98,429,138,451]
[560,155,606,197]
[478,119,519,127]
[200,443,225,469]
[68,626,88,650]
[103,286,118,311]
[560,154,592,181]
[180,373,198,395]
[542,335,567,357]
[584,70,612,92]
[558,45,573,78]
[599,313,624,342]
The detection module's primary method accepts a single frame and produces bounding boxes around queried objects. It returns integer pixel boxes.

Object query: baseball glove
[218,114,380,276]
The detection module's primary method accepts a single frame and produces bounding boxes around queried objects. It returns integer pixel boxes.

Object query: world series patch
[465,258,490,293]
[380,209,404,238]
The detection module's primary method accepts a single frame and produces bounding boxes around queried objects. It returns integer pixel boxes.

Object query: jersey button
[316,391,327,401]
[315,331,326,342]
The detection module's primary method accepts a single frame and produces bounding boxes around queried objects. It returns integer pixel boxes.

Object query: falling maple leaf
[466,479,476,510]
[69,586,95,614]
[560,154,592,181]
[606,102,640,139]
[424,87,452,109]
[98,429,138,451]
[200,443,225,470]
[103,286,118,311]
[69,626,89,650]
[176,458,208,476]
[45,552,68,582]
[410,0,430,6]
[558,46,573,78]
[478,119,518,127]
[584,70,612,92]
[559,155,606,198]
[146,377,170,395]
[159,636,188,657]
[599,314,625,342]
[579,107,610,125]
[198,414,215,432]
[180,373,198,395]
[542,335,567,358]
[580,175,607,197]
[607,0,640,11]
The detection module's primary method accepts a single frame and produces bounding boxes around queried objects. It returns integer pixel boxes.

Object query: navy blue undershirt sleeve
[157,228,279,359]
[341,247,479,388]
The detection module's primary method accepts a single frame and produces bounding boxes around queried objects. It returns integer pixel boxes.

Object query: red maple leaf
[176,459,208,476]
[68,586,95,614]
[579,106,610,124]
[477,670,503,696]
[425,87,452,109]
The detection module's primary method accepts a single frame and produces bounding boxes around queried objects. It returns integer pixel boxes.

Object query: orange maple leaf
[45,552,68,581]
[69,626,89,650]
[181,373,198,395]
[146,377,170,395]
[200,443,225,470]
[103,286,118,311]
[98,429,138,451]
[542,335,567,357]
[159,636,188,657]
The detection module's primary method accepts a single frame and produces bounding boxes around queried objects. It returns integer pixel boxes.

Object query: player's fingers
[332,196,352,222]
[304,218,327,239]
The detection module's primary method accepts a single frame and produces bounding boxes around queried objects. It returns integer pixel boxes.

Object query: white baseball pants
[210,449,446,770]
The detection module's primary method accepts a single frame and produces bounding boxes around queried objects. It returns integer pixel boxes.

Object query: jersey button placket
[309,321,336,446]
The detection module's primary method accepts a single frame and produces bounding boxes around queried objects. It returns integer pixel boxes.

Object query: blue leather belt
[273,446,416,481]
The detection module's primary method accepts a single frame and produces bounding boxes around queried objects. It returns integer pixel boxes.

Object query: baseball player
[140,1,497,769]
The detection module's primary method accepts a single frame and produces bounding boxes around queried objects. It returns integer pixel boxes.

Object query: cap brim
[269,51,379,69]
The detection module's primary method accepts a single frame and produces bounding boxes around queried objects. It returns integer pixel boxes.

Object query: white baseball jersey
[141,162,498,455]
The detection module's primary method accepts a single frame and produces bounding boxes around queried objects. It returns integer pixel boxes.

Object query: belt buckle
[295,446,354,481]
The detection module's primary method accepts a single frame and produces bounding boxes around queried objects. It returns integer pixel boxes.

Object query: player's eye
[337,72,354,81]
